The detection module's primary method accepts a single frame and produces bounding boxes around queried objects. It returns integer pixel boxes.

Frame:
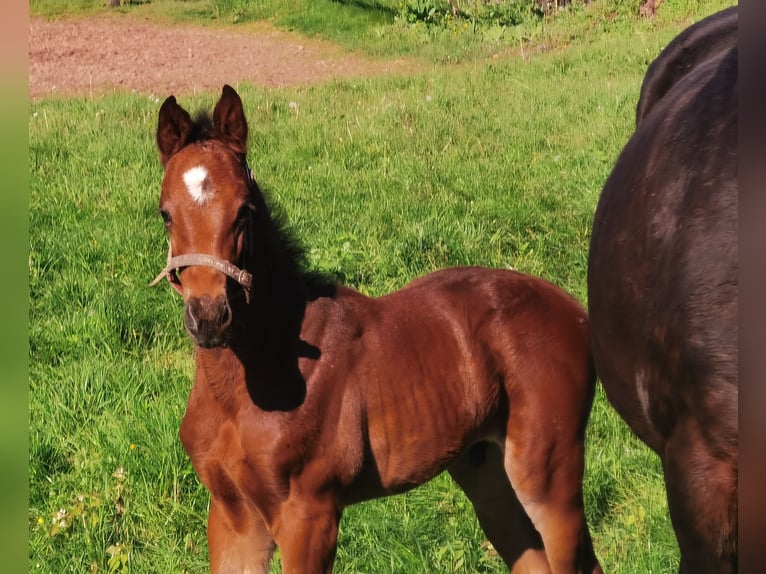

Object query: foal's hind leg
[503,417,601,574]
[448,442,552,573]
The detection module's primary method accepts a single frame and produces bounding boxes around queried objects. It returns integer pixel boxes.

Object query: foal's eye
[160,210,172,226]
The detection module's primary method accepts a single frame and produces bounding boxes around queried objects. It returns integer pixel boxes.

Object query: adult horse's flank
[153,85,602,574]
[588,7,737,573]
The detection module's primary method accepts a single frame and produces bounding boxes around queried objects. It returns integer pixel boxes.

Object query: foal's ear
[213,84,249,156]
[156,95,194,167]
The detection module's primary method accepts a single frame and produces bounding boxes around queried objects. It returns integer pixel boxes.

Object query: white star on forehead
[183,165,213,204]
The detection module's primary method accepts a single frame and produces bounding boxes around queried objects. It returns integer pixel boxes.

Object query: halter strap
[149,244,252,303]
[150,158,255,302]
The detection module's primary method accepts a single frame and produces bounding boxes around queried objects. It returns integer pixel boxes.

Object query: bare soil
[29,14,420,100]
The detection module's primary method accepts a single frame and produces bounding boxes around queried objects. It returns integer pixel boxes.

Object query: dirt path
[29,14,420,99]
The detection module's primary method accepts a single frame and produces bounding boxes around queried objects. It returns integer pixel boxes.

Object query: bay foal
[153,85,602,573]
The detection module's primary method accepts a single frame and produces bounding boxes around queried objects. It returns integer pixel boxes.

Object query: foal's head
[155,85,255,348]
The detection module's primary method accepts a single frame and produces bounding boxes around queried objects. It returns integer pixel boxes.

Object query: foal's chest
[179,382,309,509]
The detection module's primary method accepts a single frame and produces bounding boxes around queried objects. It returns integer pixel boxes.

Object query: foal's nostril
[184,302,200,335]
[218,297,232,329]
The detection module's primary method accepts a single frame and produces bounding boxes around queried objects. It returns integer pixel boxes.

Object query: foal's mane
[185,109,336,299]
[187,110,219,145]
[255,190,337,299]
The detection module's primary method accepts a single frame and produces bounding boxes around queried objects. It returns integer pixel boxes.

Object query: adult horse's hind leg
[448,442,552,573]
[663,417,737,574]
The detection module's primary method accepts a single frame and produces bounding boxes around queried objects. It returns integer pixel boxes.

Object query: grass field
[29,1,735,572]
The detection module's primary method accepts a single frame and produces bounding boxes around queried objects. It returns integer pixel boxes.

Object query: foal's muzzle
[150,248,253,347]
[184,294,232,348]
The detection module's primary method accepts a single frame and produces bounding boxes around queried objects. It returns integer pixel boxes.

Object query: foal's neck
[236,198,334,345]
[194,277,310,412]
[198,207,332,412]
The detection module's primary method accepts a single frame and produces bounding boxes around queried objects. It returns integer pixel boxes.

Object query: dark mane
[183,108,336,298]
[254,183,338,299]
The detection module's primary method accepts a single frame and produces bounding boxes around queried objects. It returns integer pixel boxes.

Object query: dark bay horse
[152,84,602,573]
[588,7,737,573]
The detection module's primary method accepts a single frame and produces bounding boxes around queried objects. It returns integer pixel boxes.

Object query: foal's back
[295,266,601,572]
[301,266,593,496]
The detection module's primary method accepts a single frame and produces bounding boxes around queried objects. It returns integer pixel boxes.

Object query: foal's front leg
[274,496,342,574]
[208,497,275,574]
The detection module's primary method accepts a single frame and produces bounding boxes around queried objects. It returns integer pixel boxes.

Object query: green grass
[29,1,735,572]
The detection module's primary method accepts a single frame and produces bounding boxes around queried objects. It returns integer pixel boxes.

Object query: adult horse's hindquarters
[588,7,737,573]
[152,84,603,573]
[634,5,737,125]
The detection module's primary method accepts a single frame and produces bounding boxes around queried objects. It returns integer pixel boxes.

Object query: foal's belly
[346,345,500,499]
